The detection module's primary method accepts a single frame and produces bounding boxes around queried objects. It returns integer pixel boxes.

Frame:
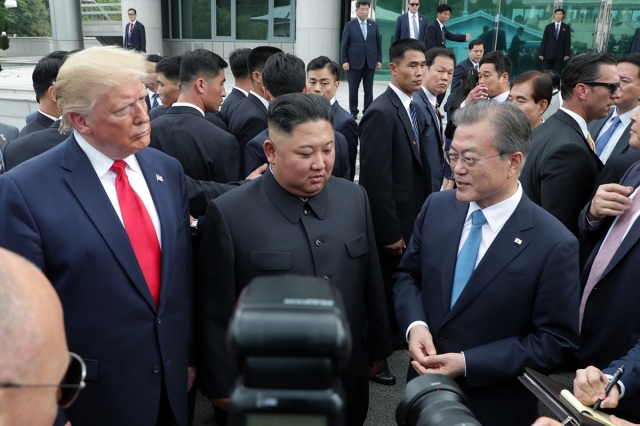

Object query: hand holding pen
[574,365,623,410]
[593,365,624,412]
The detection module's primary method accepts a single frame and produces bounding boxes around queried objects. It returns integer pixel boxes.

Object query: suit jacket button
[157,319,161,325]
[304,209,309,216]
[153,366,160,373]
[315,239,322,247]
[439,332,446,340]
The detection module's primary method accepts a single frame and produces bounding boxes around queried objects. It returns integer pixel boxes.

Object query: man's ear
[68,112,91,135]
[264,139,277,164]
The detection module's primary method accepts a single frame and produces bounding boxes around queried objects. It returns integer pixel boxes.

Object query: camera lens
[396,375,481,426]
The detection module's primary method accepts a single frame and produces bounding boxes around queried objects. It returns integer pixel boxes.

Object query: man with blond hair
[0,46,194,426]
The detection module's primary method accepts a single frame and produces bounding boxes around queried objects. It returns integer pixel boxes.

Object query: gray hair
[453,100,531,158]
[268,93,334,135]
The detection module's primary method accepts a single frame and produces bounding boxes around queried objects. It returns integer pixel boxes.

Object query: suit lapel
[387,88,423,168]
[248,93,268,116]
[555,110,603,169]
[444,196,533,324]
[420,90,442,146]
[440,200,469,312]
[611,122,632,157]
[61,136,157,311]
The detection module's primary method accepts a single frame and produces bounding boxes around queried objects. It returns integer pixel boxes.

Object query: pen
[593,365,624,412]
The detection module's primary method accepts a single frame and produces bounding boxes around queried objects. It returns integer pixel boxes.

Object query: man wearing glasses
[521,53,618,236]
[0,247,85,426]
[124,8,146,52]
[394,101,580,426]
[394,1,428,45]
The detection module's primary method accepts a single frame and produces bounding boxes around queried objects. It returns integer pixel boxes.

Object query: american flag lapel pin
[156,174,163,182]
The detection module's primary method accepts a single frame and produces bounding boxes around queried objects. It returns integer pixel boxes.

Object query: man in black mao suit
[150,49,241,184]
[123,8,146,52]
[539,9,571,75]
[341,0,382,119]
[577,105,640,423]
[197,94,392,426]
[219,48,251,125]
[359,39,431,362]
[394,0,428,44]
[425,4,471,51]
[521,53,619,236]
[394,101,580,426]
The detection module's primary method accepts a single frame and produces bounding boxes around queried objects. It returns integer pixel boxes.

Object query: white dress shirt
[408,12,420,39]
[560,107,589,139]
[147,88,163,107]
[38,110,59,121]
[389,83,414,123]
[74,130,162,247]
[172,102,204,116]
[597,106,637,164]
[250,90,270,109]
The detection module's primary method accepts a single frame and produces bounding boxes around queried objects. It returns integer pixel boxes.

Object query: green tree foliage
[7,0,52,37]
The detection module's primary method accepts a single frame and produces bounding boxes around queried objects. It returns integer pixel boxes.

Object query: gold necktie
[586,132,596,152]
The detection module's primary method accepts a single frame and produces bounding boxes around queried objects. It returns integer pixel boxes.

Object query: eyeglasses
[128,13,136,15]
[0,352,86,408]
[445,151,501,167]
[409,3,420,6]
[582,81,621,94]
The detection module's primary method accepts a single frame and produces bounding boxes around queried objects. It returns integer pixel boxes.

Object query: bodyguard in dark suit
[150,49,241,184]
[444,39,484,113]
[4,120,67,171]
[359,39,430,370]
[0,46,194,426]
[539,9,571,75]
[219,48,251,125]
[123,8,146,52]
[341,0,382,118]
[521,53,619,236]
[587,54,640,164]
[424,4,470,50]
[197,94,392,426]
[394,0,428,43]
[394,101,580,426]
[307,56,359,180]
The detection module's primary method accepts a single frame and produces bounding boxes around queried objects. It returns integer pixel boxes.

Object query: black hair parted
[268,93,334,135]
[179,49,228,85]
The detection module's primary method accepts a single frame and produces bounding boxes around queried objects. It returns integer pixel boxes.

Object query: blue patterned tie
[451,210,487,308]
[595,115,622,157]
[152,93,159,108]
[409,101,420,154]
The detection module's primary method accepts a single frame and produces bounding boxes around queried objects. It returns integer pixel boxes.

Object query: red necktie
[111,160,161,306]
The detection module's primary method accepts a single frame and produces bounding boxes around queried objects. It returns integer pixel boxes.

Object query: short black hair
[554,8,565,15]
[180,49,228,86]
[389,38,426,64]
[542,69,560,89]
[469,39,485,50]
[561,52,617,100]
[247,46,283,81]
[307,56,340,81]
[356,1,371,8]
[479,51,512,78]
[32,50,69,101]
[146,54,163,63]
[262,53,306,98]
[229,48,252,79]
[155,55,181,81]
[128,8,136,14]
[617,53,640,79]
[268,93,333,135]
[426,48,456,67]
[436,4,452,13]
[511,70,552,105]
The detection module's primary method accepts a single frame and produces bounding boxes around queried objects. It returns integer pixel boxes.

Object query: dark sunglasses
[582,81,621,94]
[409,2,420,5]
[0,352,86,408]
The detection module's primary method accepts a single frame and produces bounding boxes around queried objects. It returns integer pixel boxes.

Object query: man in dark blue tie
[393,100,580,426]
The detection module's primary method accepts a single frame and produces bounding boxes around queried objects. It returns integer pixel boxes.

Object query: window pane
[216,0,232,37]
[236,0,268,40]
[171,0,181,39]
[562,0,600,56]
[273,0,291,38]
[161,0,170,38]
[373,0,405,81]
[607,0,640,58]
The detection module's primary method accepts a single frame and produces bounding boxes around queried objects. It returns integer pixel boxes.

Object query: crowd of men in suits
[3,1,640,425]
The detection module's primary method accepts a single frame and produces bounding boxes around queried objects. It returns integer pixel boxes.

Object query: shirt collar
[129,20,137,26]
[234,86,248,96]
[409,12,419,19]
[560,107,589,139]
[171,102,205,116]
[38,110,59,121]
[422,87,438,107]
[492,91,510,103]
[614,105,638,127]
[262,166,328,223]
[330,96,337,105]
[358,18,367,24]
[73,130,141,178]
[437,19,445,28]
[250,90,270,109]
[466,182,523,234]
[389,83,413,110]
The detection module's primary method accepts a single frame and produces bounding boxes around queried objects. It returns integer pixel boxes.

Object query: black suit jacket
[359,87,431,246]
[228,93,268,163]
[123,21,146,52]
[394,12,428,42]
[425,20,466,50]
[578,161,640,422]
[341,18,382,70]
[587,109,632,160]
[149,105,229,132]
[520,109,603,235]
[540,22,571,59]
[196,169,392,425]
[4,120,68,171]
[413,89,445,193]
[332,101,359,180]
[150,105,241,183]
[219,88,247,125]
[18,111,55,138]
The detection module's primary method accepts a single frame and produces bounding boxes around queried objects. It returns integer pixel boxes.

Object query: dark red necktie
[111,160,161,306]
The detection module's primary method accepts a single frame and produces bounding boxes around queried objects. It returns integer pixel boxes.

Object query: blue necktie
[595,115,621,157]
[409,101,420,154]
[152,93,159,108]
[361,21,366,39]
[451,210,487,308]
[555,24,560,40]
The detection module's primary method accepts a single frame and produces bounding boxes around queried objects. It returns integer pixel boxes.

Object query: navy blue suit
[219,88,247,125]
[341,18,382,116]
[228,93,268,167]
[0,136,193,426]
[18,111,55,138]
[4,120,67,171]
[394,12,428,43]
[394,190,580,426]
[123,21,146,52]
[413,89,445,193]
[332,100,359,181]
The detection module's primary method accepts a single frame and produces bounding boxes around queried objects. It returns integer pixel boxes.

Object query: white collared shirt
[171,102,205,116]
[38,110,59,122]
[250,90,270,109]
[330,96,336,106]
[492,91,510,103]
[147,88,163,107]
[233,86,248,96]
[421,86,440,131]
[560,107,589,139]
[597,106,637,164]
[74,130,162,247]
[389,83,413,124]
[408,12,420,39]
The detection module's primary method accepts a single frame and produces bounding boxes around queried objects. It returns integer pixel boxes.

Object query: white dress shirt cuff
[605,374,626,398]
[461,351,467,377]
[406,321,429,343]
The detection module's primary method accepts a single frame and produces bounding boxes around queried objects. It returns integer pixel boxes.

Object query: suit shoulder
[213,178,262,209]
[522,196,576,241]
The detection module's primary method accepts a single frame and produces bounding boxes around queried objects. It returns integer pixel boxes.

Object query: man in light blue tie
[393,100,580,426]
